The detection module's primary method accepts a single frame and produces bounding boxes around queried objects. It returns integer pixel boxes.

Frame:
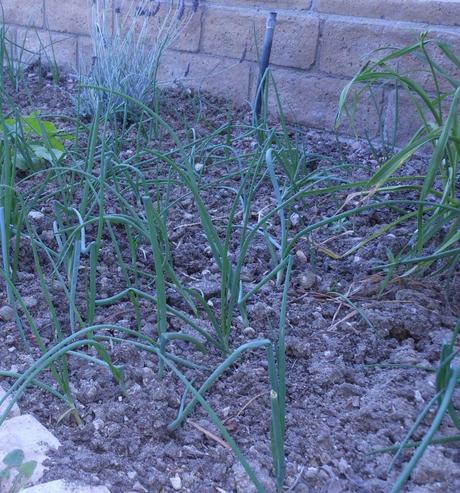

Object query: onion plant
[0,85,308,491]
[337,34,460,276]
[3,37,459,490]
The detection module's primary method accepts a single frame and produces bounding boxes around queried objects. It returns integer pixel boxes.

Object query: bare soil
[0,69,459,493]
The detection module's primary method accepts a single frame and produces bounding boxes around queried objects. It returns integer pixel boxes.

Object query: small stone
[142,323,156,338]
[93,418,104,431]
[242,326,256,337]
[290,213,300,226]
[194,162,204,172]
[170,475,182,490]
[305,467,319,479]
[0,305,14,322]
[295,250,307,262]
[300,271,316,289]
[324,350,334,360]
[23,296,38,309]
[142,367,155,385]
[414,390,424,402]
[28,210,45,222]
[41,230,54,241]
[131,481,147,492]
[337,458,349,474]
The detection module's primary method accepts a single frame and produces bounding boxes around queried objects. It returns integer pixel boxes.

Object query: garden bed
[0,68,459,493]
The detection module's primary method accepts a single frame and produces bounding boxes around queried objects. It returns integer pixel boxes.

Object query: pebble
[337,458,349,474]
[295,250,307,262]
[23,296,38,309]
[242,326,256,337]
[28,210,45,222]
[300,271,316,289]
[0,305,14,322]
[305,466,319,478]
[142,323,156,338]
[170,475,182,490]
[93,418,104,431]
[290,213,300,226]
[41,230,54,241]
[131,481,147,492]
[21,480,111,493]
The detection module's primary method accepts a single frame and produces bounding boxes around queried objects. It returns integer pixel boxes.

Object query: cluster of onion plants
[0,81,334,491]
[337,34,460,277]
[0,22,459,492]
[337,34,460,493]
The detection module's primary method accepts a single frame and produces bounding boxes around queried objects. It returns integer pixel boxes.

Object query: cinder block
[320,19,460,92]
[77,35,94,73]
[211,0,312,9]
[158,50,252,104]
[384,87,460,147]
[0,0,44,27]
[320,20,417,77]
[112,2,201,53]
[44,0,91,35]
[317,0,460,26]
[16,28,78,70]
[267,68,384,136]
[202,8,319,69]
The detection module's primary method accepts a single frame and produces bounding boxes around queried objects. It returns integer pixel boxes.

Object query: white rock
[28,211,45,222]
[290,212,300,226]
[295,250,307,262]
[242,326,256,337]
[0,384,20,420]
[0,305,14,322]
[0,414,60,492]
[170,475,182,491]
[300,271,316,289]
[23,296,38,309]
[22,480,111,493]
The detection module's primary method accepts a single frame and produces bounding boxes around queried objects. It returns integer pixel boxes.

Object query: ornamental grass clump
[80,0,198,116]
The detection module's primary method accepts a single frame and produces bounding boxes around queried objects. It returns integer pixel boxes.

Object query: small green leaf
[18,460,37,478]
[30,145,64,163]
[14,153,29,171]
[3,449,24,468]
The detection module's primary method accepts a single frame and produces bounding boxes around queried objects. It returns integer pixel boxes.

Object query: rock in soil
[22,480,111,493]
[0,414,60,492]
[0,306,14,322]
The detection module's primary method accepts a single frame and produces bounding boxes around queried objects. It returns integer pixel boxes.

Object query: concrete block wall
[2,0,460,137]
